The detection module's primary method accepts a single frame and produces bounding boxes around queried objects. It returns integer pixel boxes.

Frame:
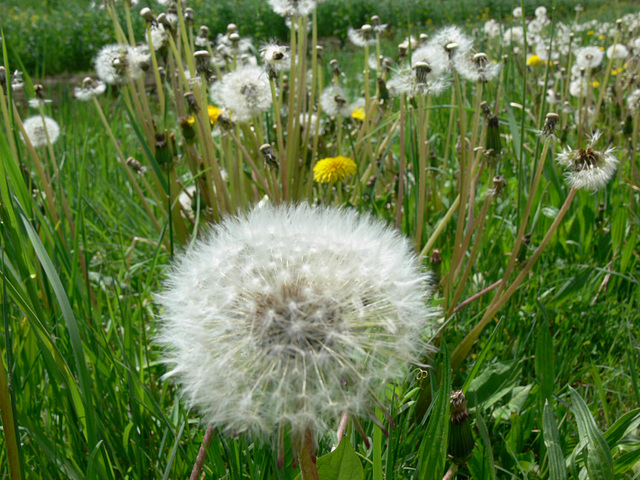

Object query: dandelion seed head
[94,44,147,85]
[606,43,629,60]
[210,66,272,123]
[22,115,60,148]
[74,77,107,101]
[556,132,618,191]
[267,0,316,17]
[575,46,604,70]
[320,85,351,117]
[157,204,437,440]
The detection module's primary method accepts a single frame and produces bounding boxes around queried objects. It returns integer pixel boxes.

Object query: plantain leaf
[570,387,614,480]
[543,400,567,480]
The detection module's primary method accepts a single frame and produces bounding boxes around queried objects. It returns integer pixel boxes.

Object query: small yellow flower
[526,54,542,67]
[587,30,595,36]
[598,35,605,40]
[313,156,357,183]
[351,107,365,121]
[208,105,222,124]
[591,80,600,88]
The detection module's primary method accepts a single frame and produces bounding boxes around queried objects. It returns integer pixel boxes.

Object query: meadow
[0,0,639,479]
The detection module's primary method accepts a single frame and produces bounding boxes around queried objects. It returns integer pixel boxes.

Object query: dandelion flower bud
[492,174,507,196]
[541,112,560,138]
[260,143,279,170]
[448,390,475,465]
[157,203,437,445]
[22,115,60,148]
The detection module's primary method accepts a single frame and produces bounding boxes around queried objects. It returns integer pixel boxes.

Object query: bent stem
[451,188,577,370]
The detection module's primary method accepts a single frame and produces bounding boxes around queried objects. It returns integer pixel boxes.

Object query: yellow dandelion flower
[526,54,542,67]
[591,80,600,88]
[208,105,223,124]
[587,30,595,36]
[313,156,357,183]
[351,107,365,121]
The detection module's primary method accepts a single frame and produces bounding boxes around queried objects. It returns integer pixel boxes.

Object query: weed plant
[1,1,639,479]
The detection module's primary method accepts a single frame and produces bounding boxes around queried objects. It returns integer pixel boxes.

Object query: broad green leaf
[293,437,364,480]
[570,388,614,480]
[543,400,567,480]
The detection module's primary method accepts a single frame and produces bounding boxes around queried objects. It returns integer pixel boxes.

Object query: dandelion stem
[451,188,577,370]
[189,425,215,480]
[298,428,319,480]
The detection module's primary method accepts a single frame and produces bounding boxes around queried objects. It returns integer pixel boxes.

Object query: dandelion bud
[315,45,324,60]
[155,132,172,166]
[516,234,531,264]
[616,18,623,31]
[448,390,474,465]
[229,32,240,45]
[485,115,503,164]
[216,112,234,129]
[226,23,238,35]
[473,52,488,68]
[260,143,279,170]
[492,174,507,197]
[184,7,194,25]
[419,33,429,43]
[34,83,45,99]
[157,13,172,31]
[445,42,459,55]
[194,50,212,77]
[479,102,490,118]
[329,58,340,78]
[184,92,200,114]
[377,78,390,103]
[541,112,560,138]
[412,62,432,84]
[370,15,380,26]
[140,7,156,24]
[126,157,146,175]
[429,249,442,285]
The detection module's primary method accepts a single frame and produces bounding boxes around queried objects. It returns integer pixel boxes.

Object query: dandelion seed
[157,203,436,447]
[22,115,60,148]
[313,156,357,183]
[556,132,618,191]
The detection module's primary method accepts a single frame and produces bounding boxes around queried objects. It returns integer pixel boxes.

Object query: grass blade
[543,400,567,480]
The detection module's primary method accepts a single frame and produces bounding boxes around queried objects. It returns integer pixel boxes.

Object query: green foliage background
[0,0,638,75]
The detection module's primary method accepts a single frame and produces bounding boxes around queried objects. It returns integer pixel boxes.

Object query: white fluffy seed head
[94,44,148,85]
[209,65,272,123]
[556,132,618,191]
[22,115,60,148]
[157,204,437,440]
